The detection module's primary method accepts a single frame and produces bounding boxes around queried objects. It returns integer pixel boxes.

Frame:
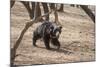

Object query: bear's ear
[59,26,62,30]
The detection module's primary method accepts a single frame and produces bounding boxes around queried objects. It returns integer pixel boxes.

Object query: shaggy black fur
[32,21,62,50]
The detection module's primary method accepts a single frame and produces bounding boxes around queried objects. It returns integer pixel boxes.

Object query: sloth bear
[32,21,62,50]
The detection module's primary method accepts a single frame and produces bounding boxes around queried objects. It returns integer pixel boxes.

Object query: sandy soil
[11,2,95,65]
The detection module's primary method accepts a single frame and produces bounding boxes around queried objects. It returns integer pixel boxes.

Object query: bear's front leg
[43,36,51,50]
[51,38,60,50]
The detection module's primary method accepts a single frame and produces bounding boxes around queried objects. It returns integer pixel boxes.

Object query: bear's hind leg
[33,37,37,47]
[33,32,39,47]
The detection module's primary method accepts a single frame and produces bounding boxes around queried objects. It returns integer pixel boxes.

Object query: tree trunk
[11,0,15,8]
[49,3,55,10]
[58,4,64,12]
[21,1,33,19]
[31,2,35,19]
[70,4,74,7]
[42,3,49,21]
[80,5,95,23]
[34,2,43,21]
[54,4,61,26]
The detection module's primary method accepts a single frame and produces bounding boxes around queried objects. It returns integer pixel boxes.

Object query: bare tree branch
[80,5,95,23]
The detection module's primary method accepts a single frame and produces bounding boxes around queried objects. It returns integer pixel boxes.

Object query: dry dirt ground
[11,2,95,66]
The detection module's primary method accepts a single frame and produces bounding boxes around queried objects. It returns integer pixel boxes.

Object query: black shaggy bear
[33,21,62,50]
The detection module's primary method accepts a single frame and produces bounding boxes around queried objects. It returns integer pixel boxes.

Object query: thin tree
[42,3,49,21]
[31,2,35,19]
[58,4,64,12]
[49,3,55,10]
[11,0,15,8]
[21,1,33,19]
[54,4,62,26]
[34,2,43,21]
